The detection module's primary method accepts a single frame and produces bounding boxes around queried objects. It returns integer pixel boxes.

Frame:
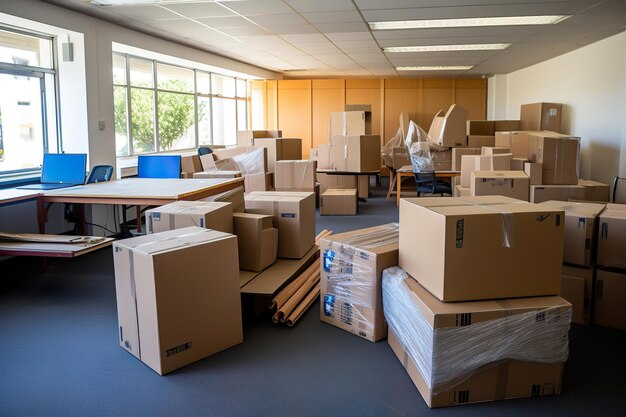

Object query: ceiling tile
[195,16,253,29]
[302,11,364,24]
[314,22,369,33]
[266,25,320,35]
[107,5,180,21]
[284,0,357,13]
[222,0,294,16]
[162,3,235,18]
[218,26,272,36]
[280,33,328,43]
[334,39,379,48]
[326,32,375,41]
[247,13,308,26]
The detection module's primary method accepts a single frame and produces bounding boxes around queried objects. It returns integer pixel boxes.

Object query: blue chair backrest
[87,165,113,184]
[137,155,181,179]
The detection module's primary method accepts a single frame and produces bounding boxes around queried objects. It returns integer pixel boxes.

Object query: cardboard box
[244,191,315,259]
[466,120,494,136]
[274,160,316,191]
[358,175,369,199]
[525,162,543,185]
[330,110,372,139]
[494,131,536,159]
[578,179,610,202]
[452,148,481,171]
[431,149,452,171]
[494,120,521,132]
[254,138,302,172]
[460,154,512,187]
[481,146,511,155]
[454,184,470,197]
[391,147,410,170]
[344,104,371,112]
[181,155,202,178]
[244,172,273,193]
[530,185,585,203]
[145,201,233,234]
[521,103,562,132]
[597,203,626,269]
[428,104,468,148]
[471,171,530,201]
[528,133,580,185]
[113,226,242,375]
[594,269,626,330]
[399,196,564,301]
[317,143,333,170]
[236,130,281,147]
[201,186,245,213]
[317,172,356,193]
[320,189,357,215]
[384,270,569,408]
[320,224,399,342]
[332,135,381,172]
[233,212,278,272]
[193,170,241,179]
[561,265,594,325]
[467,135,495,148]
[510,158,528,171]
[539,201,606,267]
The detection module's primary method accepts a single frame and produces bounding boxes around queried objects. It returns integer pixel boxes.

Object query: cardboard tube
[286,283,320,327]
[278,268,320,322]
[315,230,332,246]
[270,260,319,310]
[272,310,282,324]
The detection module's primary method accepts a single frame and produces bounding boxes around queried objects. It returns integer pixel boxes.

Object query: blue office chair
[414,171,452,197]
[198,147,213,156]
[87,165,113,184]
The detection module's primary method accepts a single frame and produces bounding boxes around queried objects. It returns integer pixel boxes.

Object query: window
[113,53,248,157]
[0,28,57,175]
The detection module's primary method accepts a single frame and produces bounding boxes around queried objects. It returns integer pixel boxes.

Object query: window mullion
[152,60,159,153]
[193,69,199,149]
[125,54,133,156]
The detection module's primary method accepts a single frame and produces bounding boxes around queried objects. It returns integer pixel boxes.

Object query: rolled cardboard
[286,283,320,327]
[270,260,319,311]
[278,267,320,322]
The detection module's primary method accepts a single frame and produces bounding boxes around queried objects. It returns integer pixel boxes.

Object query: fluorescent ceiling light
[384,43,510,53]
[396,66,473,71]
[370,15,570,30]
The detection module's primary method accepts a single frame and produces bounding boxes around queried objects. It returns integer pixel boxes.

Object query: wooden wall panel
[277,80,312,158]
[420,79,456,130]
[312,79,345,147]
[266,80,278,130]
[384,79,420,142]
[346,79,382,138]
[455,78,487,121]
[249,80,278,130]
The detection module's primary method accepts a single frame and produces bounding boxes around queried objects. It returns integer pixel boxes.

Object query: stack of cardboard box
[385,196,572,407]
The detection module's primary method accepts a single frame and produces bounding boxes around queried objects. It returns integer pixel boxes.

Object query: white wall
[489,32,626,184]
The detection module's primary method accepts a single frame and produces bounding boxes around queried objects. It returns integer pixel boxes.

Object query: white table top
[0,188,40,205]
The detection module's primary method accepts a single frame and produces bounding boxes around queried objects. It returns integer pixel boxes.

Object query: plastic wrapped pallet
[319,223,399,342]
[382,266,572,408]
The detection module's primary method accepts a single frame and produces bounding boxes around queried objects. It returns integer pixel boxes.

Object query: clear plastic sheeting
[382,127,404,168]
[231,147,265,176]
[382,266,571,394]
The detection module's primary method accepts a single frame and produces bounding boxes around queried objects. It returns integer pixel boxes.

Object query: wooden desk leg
[78,204,86,235]
[37,196,46,234]
[386,170,396,201]
[136,205,142,233]
[396,173,402,206]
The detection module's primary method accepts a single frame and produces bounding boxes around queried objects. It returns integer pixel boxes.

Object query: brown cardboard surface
[597,203,626,269]
[481,147,511,155]
[317,144,333,170]
[233,212,278,272]
[454,185,470,197]
[460,154,511,188]
[528,133,580,185]
[345,104,371,112]
[145,201,233,234]
[193,170,242,179]
[244,172,273,193]
[113,226,242,375]
[254,138,302,172]
[330,110,371,138]
[274,160,316,191]
[467,135,495,148]
[399,196,564,301]
[428,104,468,148]
[494,120,521,132]
[530,185,585,203]
[201,186,245,213]
[244,191,316,259]
[239,270,260,289]
[561,265,594,325]
[494,131,535,159]
[524,162,543,185]
[332,135,381,172]
[236,130,281,147]
[320,189,357,215]
[181,155,203,177]
[539,201,606,267]
[320,224,399,342]
[510,158,528,171]
[466,120,494,136]
[392,147,410,170]
[521,103,562,132]
[578,179,610,202]
[594,269,626,330]
[241,245,319,295]
[317,172,357,194]
[471,170,530,201]
[452,148,481,171]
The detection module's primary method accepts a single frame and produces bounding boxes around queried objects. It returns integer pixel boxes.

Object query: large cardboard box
[254,138,302,172]
[452,148,481,171]
[594,269,626,331]
[460,154,511,187]
[428,104,468,148]
[113,226,242,375]
[274,160,316,191]
[391,147,410,170]
[511,158,528,171]
[467,135,495,148]
[233,212,278,272]
[332,134,381,172]
[494,120,521,132]
[330,110,371,138]
[399,196,565,301]
[470,171,530,201]
[320,189,357,215]
[597,203,626,269]
[201,186,245,213]
[383,268,569,408]
[530,184,585,203]
[525,162,543,185]
[244,191,315,259]
[236,130,281,147]
[244,172,273,193]
[181,155,203,178]
[539,201,606,267]
[494,131,535,159]
[145,201,233,234]
[193,170,241,179]
[454,184,470,197]
[578,179,610,202]
[520,103,562,132]
[317,143,333,170]
[320,224,399,342]
[344,104,371,112]
[466,120,494,136]
[528,133,580,185]
[317,172,356,193]
[561,265,594,325]
[481,146,510,155]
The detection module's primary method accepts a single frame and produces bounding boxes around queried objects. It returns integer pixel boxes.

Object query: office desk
[40,177,244,233]
[0,236,114,258]
[395,165,460,206]
[0,188,40,206]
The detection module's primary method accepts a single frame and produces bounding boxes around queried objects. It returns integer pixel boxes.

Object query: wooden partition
[252,78,487,157]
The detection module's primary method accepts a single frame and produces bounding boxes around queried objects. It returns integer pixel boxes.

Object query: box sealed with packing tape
[113,226,242,375]
[383,266,571,408]
[319,223,399,342]
[597,203,626,269]
[145,201,233,234]
[274,160,316,191]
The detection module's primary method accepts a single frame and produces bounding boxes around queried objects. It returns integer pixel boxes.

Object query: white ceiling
[42,0,626,78]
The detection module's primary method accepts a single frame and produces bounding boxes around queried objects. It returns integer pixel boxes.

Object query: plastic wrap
[321,224,399,335]
[409,141,433,172]
[382,128,404,168]
[231,147,265,175]
[382,266,571,394]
